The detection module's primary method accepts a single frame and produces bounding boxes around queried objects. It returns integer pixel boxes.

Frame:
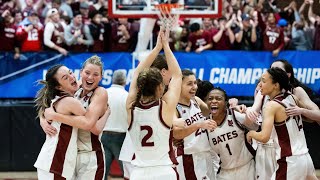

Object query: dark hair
[133,68,163,108]
[272,59,314,97]
[151,54,168,70]
[52,0,62,5]
[267,67,290,92]
[182,69,195,79]
[211,87,228,102]
[35,64,64,118]
[196,79,214,101]
[189,22,200,33]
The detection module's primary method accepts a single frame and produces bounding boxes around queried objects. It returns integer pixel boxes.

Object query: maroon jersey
[0,18,17,51]
[211,29,233,50]
[111,22,137,52]
[263,26,284,51]
[188,30,212,51]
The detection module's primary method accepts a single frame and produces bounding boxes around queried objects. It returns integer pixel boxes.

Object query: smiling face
[80,63,102,92]
[205,89,226,117]
[55,66,78,95]
[181,74,197,100]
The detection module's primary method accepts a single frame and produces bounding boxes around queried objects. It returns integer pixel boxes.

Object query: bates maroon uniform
[263,26,284,51]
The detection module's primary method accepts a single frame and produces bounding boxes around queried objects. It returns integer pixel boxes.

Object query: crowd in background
[0,0,320,59]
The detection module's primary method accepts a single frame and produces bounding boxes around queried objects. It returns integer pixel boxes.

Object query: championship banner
[0,51,319,98]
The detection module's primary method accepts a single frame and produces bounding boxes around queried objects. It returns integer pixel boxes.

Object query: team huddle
[34,27,320,180]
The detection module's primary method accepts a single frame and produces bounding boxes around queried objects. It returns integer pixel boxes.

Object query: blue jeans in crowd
[101,131,126,180]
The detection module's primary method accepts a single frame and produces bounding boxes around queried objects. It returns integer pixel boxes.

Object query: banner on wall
[0,51,319,98]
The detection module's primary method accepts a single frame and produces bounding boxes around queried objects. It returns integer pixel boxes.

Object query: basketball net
[154,3,181,31]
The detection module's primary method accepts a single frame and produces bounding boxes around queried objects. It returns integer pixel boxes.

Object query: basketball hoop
[154,3,182,31]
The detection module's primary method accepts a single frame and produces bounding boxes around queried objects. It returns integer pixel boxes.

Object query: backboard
[108,0,222,18]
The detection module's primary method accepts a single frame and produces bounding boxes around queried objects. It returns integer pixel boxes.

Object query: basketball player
[43,56,109,180]
[247,67,317,180]
[205,87,258,180]
[271,60,320,121]
[246,59,320,179]
[119,54,173,180]
[34,64,109,180]
[173,69,217,180]
[126,27,182,180]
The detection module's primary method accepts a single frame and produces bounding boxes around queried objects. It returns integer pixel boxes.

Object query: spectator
[308,0,320,50]
[79,1,90,25]
[43,8,68,55]
[185,22,212,53]
[18,0,44,19]
[174,25,189,51]
[16,11,43,52]
[202,18,215,32]
[262,13,284,57]
[42,0,74,20]
[13,11,23,26]
[277,18,291,50]
[212,16,235,50]
[111,18,139,52]
[102,70,128,179]
[64,11,93,52]
[291,21,308,50]
[0,10,19,59]
[88,10,108,52]
[234,13,259,50]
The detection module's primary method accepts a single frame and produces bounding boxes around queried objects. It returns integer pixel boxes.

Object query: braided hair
[132,68,163,109]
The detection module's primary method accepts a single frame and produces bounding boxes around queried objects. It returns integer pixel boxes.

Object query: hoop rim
[154,3,184,13]
[108,0,223,18]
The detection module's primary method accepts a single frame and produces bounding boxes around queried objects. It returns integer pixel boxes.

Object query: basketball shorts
[271,153,317,180]
[176,151,215,180]
[218,159,255,180]
[130,165,178,180]
[256,142,276,180]
[71,151,105,180]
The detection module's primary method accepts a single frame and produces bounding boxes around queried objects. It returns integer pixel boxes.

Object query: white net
[156,5,180,31]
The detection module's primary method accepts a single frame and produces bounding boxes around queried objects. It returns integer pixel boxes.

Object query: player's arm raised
[161,27,182,127]
[126,28,164,112]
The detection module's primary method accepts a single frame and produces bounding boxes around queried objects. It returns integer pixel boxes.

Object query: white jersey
[74,88,103,153]
[73,87,105,180]
[119,132,134,162]
[272,93,309,160]
[207,108,255,170]
[34,95,78,179]
[128,100,177,167]
[176,99,209,155]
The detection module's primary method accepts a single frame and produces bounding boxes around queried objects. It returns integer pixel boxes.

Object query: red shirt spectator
[186,22,212,53]
[16,12,43,52]
[212,17,235,50]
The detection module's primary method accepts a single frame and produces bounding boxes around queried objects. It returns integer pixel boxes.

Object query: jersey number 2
[141,126,154,147]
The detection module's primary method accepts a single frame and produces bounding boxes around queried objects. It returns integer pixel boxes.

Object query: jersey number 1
[141,126,154,147]
[226,143,233,155]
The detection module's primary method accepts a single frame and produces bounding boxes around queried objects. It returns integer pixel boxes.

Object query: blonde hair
[82,55,104,75]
